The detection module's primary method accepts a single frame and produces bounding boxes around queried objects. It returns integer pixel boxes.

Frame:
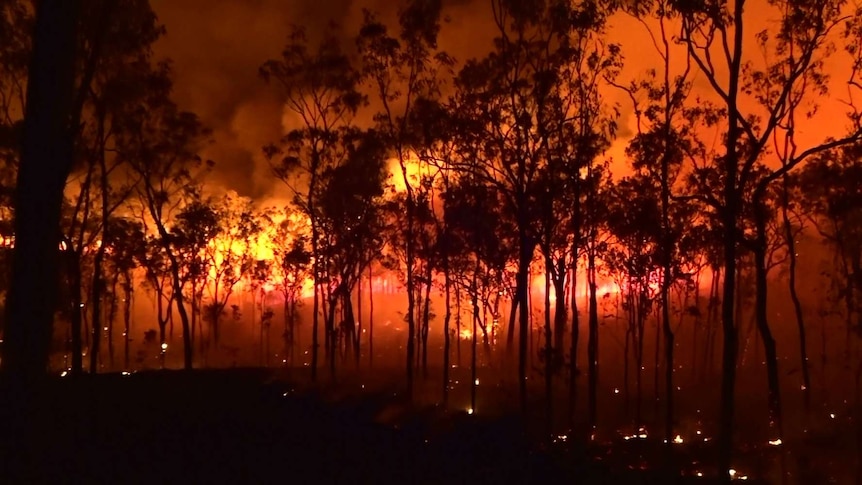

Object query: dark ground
[0,368,778,484]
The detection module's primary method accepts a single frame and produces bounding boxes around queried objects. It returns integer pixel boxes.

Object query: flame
[388,156,424,192]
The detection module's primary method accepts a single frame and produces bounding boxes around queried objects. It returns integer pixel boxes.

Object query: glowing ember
[829,413,836,419]
[474,378,479,386]
[673,435,683,444]
[161,343,168,351]
[60,371,68,377]
[729,469,737,478]
[768,438,782,446]
[613,388,619,394]
[467,408,474,415]
[121,371,131,376]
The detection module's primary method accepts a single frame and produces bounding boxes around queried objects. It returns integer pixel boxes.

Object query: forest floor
[0,367,854,484]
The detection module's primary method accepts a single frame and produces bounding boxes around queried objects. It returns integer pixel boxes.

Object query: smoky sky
[149,0,856,202]
[149,0,498,203]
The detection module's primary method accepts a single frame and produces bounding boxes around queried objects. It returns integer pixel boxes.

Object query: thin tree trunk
[553,261,566,368]
[356,276,362,369]
[123,275,131,370]
[662,266,675,451]
[471,270,479,415]
[517,226,531,416]
[443,260,452,408]
[587,245,599,435]
[107,275,118,369]
[754,199,784,443]
[507,277,520,353]
[311,281,319,381]
[543,257,554,434]
[781,176,810,411]
[368,266,374,368]
[161,244,192,370]
[422,268,432,379]
[70,254,84,375]
[456,283,462,366]
[544,259,553,433]
[569,265,580,428]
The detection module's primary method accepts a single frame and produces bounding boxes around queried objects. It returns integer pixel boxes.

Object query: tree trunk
[401,164,417,401]
[517,225,531,416]
[543,259,553,433]
[471,271,479,414]
[368,266,374,368]
[356,276,362,369]
[456,284,462,366]
[69,253,84,375]
[422,269,432,379]
[163,250,192,370]
[569,265,580,427]
[312,281,319,381]
[123,277,131,370]
[506,277,520,354]
[2,0,80,383]
[327,291,337,381]
[662,263,675,450]
[89,108,110,374]
[587,245,599,435]
[553,261,567,369]
[718,204,739,485]
[443,261,452,408]
[107,275,118,369]
[781,176,810,411]
[753,199,784,442]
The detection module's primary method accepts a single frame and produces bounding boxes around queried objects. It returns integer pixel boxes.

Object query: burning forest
[2,0,862,483]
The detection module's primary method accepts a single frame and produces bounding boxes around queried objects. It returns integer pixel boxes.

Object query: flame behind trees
[261,25,364,382]
[4,1,862,481]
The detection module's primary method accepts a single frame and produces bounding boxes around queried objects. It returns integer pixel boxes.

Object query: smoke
[150,0,853,204]
[149,0,501,204]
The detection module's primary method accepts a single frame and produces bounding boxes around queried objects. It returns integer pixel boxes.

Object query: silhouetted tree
[676,1,862,478]
[357,0,452,400]
[262,25,364,382]
[2,0,79,380]
[268,212,310,368]
[121,61,209,370]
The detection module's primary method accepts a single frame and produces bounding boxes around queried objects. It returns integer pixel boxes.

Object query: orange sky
[150,0,859,201]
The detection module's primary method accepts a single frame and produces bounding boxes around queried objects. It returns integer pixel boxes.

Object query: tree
[357,0,452,399]
[103,216,145,370]
[316,130,387,373]
[121,60,209,370]
[451,0,618,416]
[798,146,862,349]
[676,0,862,479]
[200,193,261,350]
[171,197,219,358]
[261,25,363,382]
[268,212,311,368]
[605,175,661,427]
[616,0,699,451]
[2,0,79,379]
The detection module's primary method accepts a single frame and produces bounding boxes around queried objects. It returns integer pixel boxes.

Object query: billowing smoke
[149,0,500,203]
